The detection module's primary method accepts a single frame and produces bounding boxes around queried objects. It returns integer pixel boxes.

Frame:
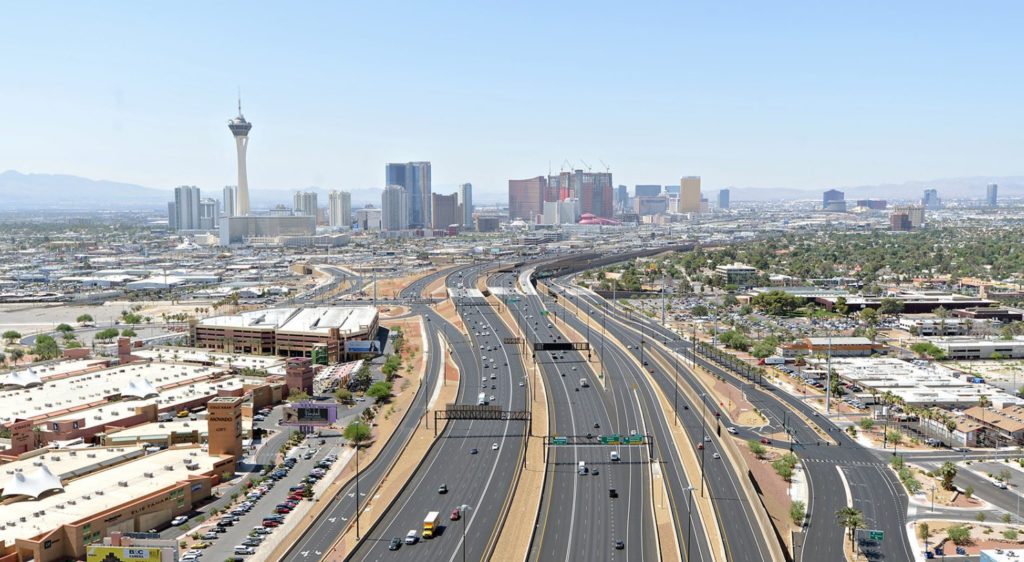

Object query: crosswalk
[802,458,884,467]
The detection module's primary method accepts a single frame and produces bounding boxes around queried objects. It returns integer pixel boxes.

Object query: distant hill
[727,176,1024,202]
[0,170,168,210]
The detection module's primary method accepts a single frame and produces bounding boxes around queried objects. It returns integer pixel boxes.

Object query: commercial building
[778,336,886,358]
[431,192,459,230]
[546,171,613,219]
[0,446,234,562]
[635,184,661,197]
[615,185,629,210]
[381,185,410,231]
[922,188,941,209]
[222,185,236,218]
[458,183,473,228]
[197,198,220,230]
[634,196,668,217]
[717,189,730,209]
[816,290,994,313]
[855,199,886,210]
[192,306,380,363]
[476,216,500,232]
[542,199,580,225]
[328,190,351,228]
[987,183,999,207]
[385,162,431,228]
[822,189,845,212]
[293,191,318,217]
[933,337,1024,360]
[898,314,980,336]
[218,215,315,245]
[679,176,701,213]
[890,212,912,231]
[172,186,201,231]
[894,204,925,227]
[713,262,757,287]
[508,176,546,222]
[354,206,381,231]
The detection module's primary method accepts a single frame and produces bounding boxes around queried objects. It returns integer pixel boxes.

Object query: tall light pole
[700,392,708,497]
[826,330,833,415]
[670,335,679,425]
[683,485,695,561]
[460,504,473,562]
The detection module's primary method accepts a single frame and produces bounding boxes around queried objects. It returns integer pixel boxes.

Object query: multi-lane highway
[345,264,530,561]
[561,279,914,562]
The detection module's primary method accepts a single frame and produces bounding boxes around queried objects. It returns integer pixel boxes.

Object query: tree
[366,381,393,404]
[910,342,946,360]
[1004,529,1019,541]
[938,461,958,491]
[287,388,310,401]
[859,307,880,327]
[381,355,402,381]
[55,323,74,334]
[344,420,371,447]
[76,314,94,325]
[946,523,970,545]
[790,500,806,526]
[33,335,60,360]
[351,362,373,392]
[834,296,849,316]
[918,522,930,542]
[878,298,904,316]
[751,290,802,317]
[963,485,974,499]
[858,418,875,431]
[2,330,22,344]
[751,341,776,359]
[748,440,767,459]
[95,328,120,341]
[121,328,137,338]
[835,506,865,545]
[334,388,354,405]
[691,304,710,317]
[7,348,24,364]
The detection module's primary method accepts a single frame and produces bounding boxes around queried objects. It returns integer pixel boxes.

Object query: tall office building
[228,100,252,216]
[679,176,702,213]
[823,189,846,212]
[173,185,201,231]
[922,189,941,210]
[718,189,730,209]
[635,184,661,197]
[222,186,237,218]
[293,191,318,216]
[508,176,547,222]
[167,202,178,230]
[198,198,221,230]
[458,183,473,228]
[382,185,410,231]
[894,204,925,228]
[547,170,613,218]
[616,185,629,210]
[385,162,431,228]
[431,193,459,229]
[987,183,999,207]
[328,190,352,228]
[664,184,680,196]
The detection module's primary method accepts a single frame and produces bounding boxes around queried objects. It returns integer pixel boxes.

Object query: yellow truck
[423,511,440,538]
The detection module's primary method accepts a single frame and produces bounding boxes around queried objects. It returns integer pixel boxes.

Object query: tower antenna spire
[237,88,242,116]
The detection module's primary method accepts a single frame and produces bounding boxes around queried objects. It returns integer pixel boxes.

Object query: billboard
[281,402,339,426]
[87,546,163,562]
[345,340,378,353]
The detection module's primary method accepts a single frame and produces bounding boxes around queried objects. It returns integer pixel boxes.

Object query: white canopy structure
[1,368,42,388]
[2,465,64,499]
[121,378,159,399]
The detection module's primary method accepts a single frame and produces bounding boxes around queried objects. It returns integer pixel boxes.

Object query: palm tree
[978,394,992,446]
[836,506,865,546]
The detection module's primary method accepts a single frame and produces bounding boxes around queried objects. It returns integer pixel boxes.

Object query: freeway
[564,283,915,562]
[547,279,767,562]
[498,271,658,562]
[345,264,530,561]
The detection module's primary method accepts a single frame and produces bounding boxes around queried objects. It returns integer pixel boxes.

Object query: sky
[1,1,1022,202]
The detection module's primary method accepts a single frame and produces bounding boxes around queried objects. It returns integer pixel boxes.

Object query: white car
[712,452,721,459]
[171,515,189,526]
[492,442,500,450]
[727,427,738,435]
[489,395,496,401]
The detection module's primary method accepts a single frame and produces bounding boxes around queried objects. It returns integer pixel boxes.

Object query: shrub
[947,523,971,545]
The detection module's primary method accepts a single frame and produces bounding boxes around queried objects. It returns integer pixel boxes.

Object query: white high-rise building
[228,100,252,216]
[293,191,318,216]
[198,198,221,229]
[222,186,237,217]
[382,185,410,231]
[458,183,473,228]
[173,185,201,231]
[329,190,352,228]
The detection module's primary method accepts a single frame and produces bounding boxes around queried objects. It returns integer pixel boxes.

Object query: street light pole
[700,393,707,497]
[684,486,695,561]
[354,444,361,539]
[671,336,679,426]
[460,504,472,562]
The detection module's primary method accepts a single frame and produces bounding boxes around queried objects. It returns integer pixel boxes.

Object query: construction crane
[561,159,573,172]
[579,159,592,172]
[600,159,611,172]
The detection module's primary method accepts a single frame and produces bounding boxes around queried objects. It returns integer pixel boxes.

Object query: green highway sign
[551,437,567,445]
[541,310,549,316]
[868,530,883,541]
[627,435,645,445]
[600,434,622,445]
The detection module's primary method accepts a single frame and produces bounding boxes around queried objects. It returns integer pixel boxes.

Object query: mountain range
[1,169,1022,211]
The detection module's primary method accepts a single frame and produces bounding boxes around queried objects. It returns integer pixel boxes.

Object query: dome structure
[122,378,159,399]
[1,368,42,388]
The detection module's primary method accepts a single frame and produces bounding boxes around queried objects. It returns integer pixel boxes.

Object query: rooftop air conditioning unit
[67,500,76,505]
[118,480,128,487]
[86,453,96,458]
[143,472,154,478]
[96,490,104,495]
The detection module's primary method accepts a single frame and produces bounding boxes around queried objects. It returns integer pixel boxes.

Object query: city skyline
[2,2,1023,201]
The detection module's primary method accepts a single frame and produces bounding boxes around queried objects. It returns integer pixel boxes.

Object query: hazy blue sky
[2,2,1021,200]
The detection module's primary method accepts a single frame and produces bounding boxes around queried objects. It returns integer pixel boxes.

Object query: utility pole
[826,330,832,415]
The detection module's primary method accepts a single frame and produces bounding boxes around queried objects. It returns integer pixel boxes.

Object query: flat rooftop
[132,347,286,371]
[49,377,247,430]
[0,446,145,494]
[1,358,107,384]
[104,419,208,444]
[0,447,220,548]
[0,362,226,426]
[198,306,378,337]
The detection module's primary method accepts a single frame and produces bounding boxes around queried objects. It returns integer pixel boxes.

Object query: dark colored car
[388,537,402,551]
[614,540,625,550]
